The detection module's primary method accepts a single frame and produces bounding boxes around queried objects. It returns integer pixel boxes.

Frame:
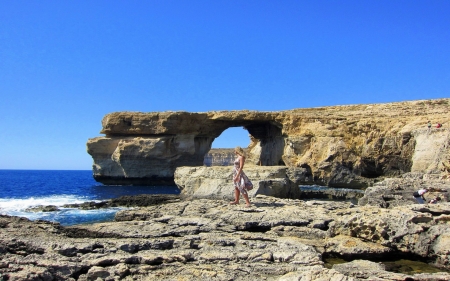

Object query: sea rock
[25,205,59,212]
[108,194,181,207]
[175,166,300,200]
[2,196,450,280]
[86,99,450,186]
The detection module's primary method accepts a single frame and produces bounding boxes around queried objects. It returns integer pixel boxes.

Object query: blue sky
[1,0,449,170]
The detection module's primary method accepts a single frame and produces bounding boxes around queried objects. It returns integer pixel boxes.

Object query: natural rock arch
[87,111,289,185]
[87,99,450,186]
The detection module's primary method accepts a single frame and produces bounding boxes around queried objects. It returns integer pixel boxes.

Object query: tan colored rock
[324,235,393,258]
[412,129,450,173]
[278,267,356,281]
[174,166,300,200]
[87,99,450,187]
[358,174,450,208]
[2,195,450,280]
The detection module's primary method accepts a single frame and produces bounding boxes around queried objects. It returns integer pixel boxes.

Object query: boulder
[174,166,300,200]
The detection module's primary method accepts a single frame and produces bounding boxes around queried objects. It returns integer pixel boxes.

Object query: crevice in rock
[71,265,90,280]
[144,257,165,265]
[62,228,126,239]
[6,241,45,256]
[322,251,441,268]
[239,222,272,232]
[299,185,364,203]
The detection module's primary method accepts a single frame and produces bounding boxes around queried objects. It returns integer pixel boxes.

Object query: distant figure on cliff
[436,123,442,128]
[429,196,441,204]
[229,146,253,207]
[413,188,428,204]
[427,121,432,133]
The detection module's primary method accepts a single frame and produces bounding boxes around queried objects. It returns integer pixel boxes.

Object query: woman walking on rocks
[230,146,253,207]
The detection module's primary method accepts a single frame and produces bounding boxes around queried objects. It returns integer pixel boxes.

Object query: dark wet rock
[109,194,180,207]
[37,194,182,212]
[63,201,109,209]
[299,185,365,202]
[25,205,59,212]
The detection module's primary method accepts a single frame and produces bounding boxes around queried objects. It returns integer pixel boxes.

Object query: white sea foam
[0,195,125,226]
[0,195,93,212]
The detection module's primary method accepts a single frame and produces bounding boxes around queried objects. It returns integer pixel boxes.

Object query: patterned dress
[233,156,253,194]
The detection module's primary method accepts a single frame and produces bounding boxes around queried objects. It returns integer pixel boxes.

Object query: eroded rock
[1,196,450,280]
[175,166,300,200]
[87,99,450,187]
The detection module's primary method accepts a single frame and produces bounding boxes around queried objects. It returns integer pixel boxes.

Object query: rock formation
[87,99,450,187]
[358,172,450,208]
[174,166,449,208]
[175,165,366,203]
[1,195,450,280]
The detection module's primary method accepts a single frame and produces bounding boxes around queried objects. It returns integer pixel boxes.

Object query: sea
[0,170,180,226]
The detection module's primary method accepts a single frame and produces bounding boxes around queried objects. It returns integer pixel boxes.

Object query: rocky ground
[1,194,450,281]
[359,173,450,208]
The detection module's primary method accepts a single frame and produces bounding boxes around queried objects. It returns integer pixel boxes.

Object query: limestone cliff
[87,98,450,187]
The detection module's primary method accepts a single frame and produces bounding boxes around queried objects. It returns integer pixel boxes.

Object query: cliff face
[87,98,450,186]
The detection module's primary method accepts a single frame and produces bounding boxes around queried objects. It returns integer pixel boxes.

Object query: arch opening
[202,122,285,167]
[203,127,251,166]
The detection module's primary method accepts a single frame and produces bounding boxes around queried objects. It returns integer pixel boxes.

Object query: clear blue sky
[1,0,449,170]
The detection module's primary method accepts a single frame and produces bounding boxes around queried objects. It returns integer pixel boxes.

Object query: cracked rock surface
[1,195,450,280]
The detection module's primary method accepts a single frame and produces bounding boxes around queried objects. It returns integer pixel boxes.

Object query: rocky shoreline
[4,98,449,280]
[1,188,450,281]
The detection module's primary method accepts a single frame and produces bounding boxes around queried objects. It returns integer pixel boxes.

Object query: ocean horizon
[0,169,180,226]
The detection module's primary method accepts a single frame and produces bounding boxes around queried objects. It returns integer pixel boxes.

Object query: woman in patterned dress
[229,146,252,207]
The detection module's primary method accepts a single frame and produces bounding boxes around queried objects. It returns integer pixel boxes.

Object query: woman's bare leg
[229,188,240,204]
[242,193,251,207]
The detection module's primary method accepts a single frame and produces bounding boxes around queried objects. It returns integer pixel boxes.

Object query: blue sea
[0,170,180,226]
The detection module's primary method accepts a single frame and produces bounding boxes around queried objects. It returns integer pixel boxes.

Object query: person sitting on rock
[413,188,428,204]
[429,196,441,204]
